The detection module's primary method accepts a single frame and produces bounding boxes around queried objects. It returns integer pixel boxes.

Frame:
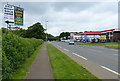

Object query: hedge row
[2,33,43,79]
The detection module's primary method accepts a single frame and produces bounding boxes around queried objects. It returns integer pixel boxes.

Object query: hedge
[2,33,43,79]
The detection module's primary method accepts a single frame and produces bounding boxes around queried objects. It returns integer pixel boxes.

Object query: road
[49,41,119,79]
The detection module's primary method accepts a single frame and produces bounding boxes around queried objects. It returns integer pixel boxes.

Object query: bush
[2,33,43,79]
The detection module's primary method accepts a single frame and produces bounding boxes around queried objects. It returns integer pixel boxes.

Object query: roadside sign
[3,3,24,26]
[4,4,14,25]
[14,6,24,26]
[70,33,74,36]
[100,36,105,39]
[109,35,113,37]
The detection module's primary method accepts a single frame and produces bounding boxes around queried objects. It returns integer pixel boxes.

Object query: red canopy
[74,29,115,35]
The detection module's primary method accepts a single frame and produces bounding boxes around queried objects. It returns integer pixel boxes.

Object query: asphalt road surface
[49,41,119,79]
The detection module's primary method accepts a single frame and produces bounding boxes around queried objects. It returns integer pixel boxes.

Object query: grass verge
[47,43,100,80]
[11,43,44,79]
[79,42,120,49]
[79,42,119,46]
[105,45,120,49]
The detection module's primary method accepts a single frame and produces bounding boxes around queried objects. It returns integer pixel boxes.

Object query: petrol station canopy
[74,29,116,35]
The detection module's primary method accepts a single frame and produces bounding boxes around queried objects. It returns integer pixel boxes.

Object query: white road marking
[59,46,62,48]
[101,66,120,75]
[56,45,62,48]
[64,49,69,52]
[113,54,119,56]
[72,52,87,60]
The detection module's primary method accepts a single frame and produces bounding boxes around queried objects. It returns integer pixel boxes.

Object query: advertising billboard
[4,4,24,26]
[14,6,24,26]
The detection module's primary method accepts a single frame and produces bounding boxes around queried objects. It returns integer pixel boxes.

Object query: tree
[12,28,27,38]
[46,33,56,41]
[2,28,8,33]
[59,32,70,40]
[26,22,46,39]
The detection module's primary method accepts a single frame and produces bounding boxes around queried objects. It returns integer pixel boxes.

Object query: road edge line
[101,66,120,76]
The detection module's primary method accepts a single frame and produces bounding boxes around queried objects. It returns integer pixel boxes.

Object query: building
[73,29,120,42]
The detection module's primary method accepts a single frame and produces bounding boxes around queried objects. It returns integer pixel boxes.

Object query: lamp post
[45,21,48,41]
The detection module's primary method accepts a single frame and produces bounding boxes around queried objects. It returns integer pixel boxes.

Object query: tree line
[2,22,78,41]
[2,22,56,41]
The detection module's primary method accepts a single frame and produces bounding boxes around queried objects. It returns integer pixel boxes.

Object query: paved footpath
[25,42,54,79]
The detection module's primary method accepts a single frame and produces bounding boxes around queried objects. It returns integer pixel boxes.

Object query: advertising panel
[100,36,105,39]
[14,6,24,26]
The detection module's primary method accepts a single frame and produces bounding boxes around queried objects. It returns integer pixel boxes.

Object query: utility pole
[46,21,48,41]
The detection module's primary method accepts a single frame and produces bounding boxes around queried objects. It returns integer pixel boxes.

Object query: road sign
[70,33,74,36]
[4,4,14,25]
[5,20,14,24]
[100,36,105,39]
[4,4,24,26]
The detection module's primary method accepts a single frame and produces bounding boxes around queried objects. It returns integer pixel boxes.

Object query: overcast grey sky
[1,2,118,36]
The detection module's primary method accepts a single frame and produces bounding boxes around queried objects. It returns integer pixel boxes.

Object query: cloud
[42,2,117,35]
[51,2,100,12]
[1,2,118,36]
[89,2,118,14]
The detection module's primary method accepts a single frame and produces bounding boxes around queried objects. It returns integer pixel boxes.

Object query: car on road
[69,40,74,45]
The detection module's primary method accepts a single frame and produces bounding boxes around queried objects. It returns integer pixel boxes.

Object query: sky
[1,1,118,36]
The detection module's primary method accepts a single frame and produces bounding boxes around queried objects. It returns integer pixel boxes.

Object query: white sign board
[70,33,74,36]
[4,4,14,25]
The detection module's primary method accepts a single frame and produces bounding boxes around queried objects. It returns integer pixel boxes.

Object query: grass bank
[47,43,100,80]
[11,43,43,79]
[105,45,120,49]
[78,42,120,49]
[79,42,119,46]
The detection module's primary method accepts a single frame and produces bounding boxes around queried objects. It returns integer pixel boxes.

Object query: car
[69,40,74,45]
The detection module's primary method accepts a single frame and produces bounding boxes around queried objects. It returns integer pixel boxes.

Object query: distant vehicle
[61,40,70,42]
[61,40,65,42]
[69,40,74,45]
[65,40,70,42]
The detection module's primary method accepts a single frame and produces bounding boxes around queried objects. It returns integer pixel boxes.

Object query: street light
[45,21,48,41]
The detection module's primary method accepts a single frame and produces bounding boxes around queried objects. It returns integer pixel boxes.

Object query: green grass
[79,42,120,49]
[47,43,100,80]
[79,42,119,46]
[105,45,120,49]
[11,43,43,79]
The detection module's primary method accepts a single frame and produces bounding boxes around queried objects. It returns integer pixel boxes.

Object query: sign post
[4,3,24,30]
[4,3,14,30]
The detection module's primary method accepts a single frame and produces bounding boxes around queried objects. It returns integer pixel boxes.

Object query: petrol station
[73,29,120,43]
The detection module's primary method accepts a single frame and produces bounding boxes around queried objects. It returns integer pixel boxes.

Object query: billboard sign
[100,36,105,39]
[4,4,14,25]
[14,6,24,26]
[4,4,24,26]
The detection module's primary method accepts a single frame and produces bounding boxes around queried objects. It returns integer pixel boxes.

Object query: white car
[69,40,74,45]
